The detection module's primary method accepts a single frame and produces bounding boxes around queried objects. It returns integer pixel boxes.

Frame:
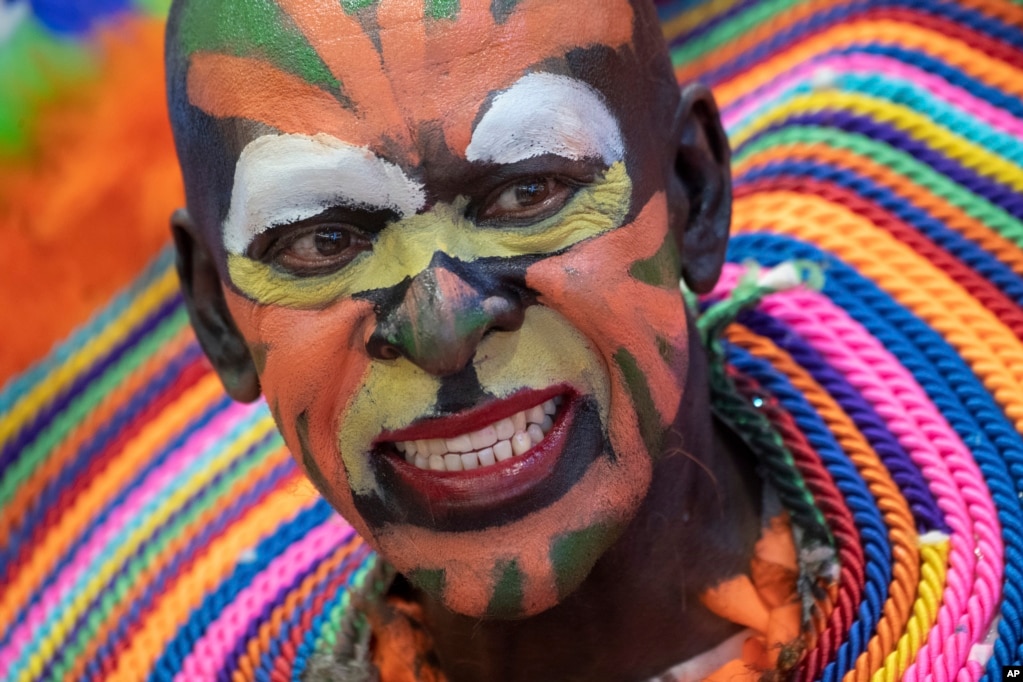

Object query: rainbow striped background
[2,0,1023,679]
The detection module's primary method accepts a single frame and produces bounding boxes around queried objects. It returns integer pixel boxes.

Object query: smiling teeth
[396,398,561,472]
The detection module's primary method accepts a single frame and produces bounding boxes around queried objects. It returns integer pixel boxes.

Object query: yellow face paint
[336,305,609,496]
[226,161,632,308]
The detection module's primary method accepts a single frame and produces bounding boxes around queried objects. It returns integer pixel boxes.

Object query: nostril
[482,295,525,333]
[366,333,402,361]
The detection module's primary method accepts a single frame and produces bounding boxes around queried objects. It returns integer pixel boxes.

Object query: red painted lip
[374,388,579,517]
[375,385,568,444]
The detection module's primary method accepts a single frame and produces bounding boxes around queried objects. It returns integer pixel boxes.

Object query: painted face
[179,0,689,618]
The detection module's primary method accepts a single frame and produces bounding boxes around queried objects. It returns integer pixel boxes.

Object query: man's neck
[416,322,764,682]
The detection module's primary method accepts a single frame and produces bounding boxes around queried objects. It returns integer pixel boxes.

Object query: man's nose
[366,262,525,376]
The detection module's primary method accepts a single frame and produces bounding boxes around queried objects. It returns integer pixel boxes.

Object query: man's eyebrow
[465,73,624,166]
[222,133,426,255]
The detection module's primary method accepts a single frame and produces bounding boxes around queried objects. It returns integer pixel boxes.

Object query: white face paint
[222,133,426,255]
[465,73,624,166]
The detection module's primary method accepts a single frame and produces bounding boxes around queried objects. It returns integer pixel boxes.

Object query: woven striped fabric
[2,0,1023,680]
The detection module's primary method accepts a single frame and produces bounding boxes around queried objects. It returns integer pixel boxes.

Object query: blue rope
[729,232,1023,678]
[735,159,1023,306]
[148,499,335,682]
[726,343,893,681]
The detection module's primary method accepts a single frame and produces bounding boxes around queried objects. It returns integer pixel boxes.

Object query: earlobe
[668,82,732,294]
[171,209,262,402]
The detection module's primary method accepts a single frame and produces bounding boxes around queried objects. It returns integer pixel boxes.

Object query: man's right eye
[265,224,372,275]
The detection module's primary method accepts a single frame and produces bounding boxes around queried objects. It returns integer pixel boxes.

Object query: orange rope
[67,443,293,681]
[733,143,1023,279]
[0,329,193,548]
[727,325,920,681]
[681,21,1023,108]
[734,191,1023,433]
[0,374,224,627]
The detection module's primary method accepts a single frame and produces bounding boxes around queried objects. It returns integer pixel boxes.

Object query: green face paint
[486,559,524,618]
[178,0,339,91]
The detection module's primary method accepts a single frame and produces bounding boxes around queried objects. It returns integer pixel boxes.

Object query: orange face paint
[177,0,690,618]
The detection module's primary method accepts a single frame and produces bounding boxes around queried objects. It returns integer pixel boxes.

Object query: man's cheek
[223,290,376,510]
[525,196,689,453]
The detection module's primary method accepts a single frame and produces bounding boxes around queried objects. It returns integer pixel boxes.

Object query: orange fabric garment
[699,512,809,681]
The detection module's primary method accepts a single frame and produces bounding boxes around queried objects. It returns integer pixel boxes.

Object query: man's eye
[478,177,574,223]
[272,224,371,274]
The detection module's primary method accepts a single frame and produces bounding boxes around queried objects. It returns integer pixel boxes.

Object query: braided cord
[734,128,1023,248]
[731,93,1023,187]
[727,325,921,681]
[745,275,1003,681]
[733,193,1023,434]
[729,232,1023,680]
[723,55,1023,141]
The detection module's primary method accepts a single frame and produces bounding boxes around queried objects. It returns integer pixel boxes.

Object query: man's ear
[171,209,261,402]
[667,82,732,294]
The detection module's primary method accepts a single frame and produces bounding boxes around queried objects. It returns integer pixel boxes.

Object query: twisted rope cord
[0,326,193,548]
[753,284,1003,681]
[0,295,186,486]
[667,0,1023,72]
[728,232,1023,679]
[724,343,892,681]
[722,55,1023,140]
[72,444,292,682]
[41,417,284,681]
[664,0,1023,54]
[713,270,945,531]
[0,350,211,656]
[726,326,921,681]
[736,307,946,532]
[107,479,311,681]
[733,128,1023,249]
[0,249,178,417]
[738,115,1023,222]
[0,372,224,654]
[0,304,191,515]
[730,93,1023,184]
[3,406,278,680]
[176,520,352,680]
[735,175,1023,335]
[703,286,838,552]
[229,535,368,680]
[733,192,1023,433]
[148,501,332,682]
[0,266,180,450]
[727,365,867,680]
[686,19,1023,104]
[733,143,1023,277]
[0,343,205,584]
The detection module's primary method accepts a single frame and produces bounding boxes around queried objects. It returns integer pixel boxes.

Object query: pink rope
[763,289,1002,682]
[174,518,354,681]
[721,54,1023,140]
[714,265,1002,681]
[0,399,259,673]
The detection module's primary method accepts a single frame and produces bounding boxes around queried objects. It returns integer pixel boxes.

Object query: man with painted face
[166,1,819,679]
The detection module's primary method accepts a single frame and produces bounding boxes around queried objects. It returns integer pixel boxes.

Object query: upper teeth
[395,397,561,472]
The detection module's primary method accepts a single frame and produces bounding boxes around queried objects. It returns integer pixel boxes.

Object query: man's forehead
[177,0,638,159]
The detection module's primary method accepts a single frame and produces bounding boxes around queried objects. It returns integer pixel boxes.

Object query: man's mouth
[394,397,561,472]
[356,388,606,531]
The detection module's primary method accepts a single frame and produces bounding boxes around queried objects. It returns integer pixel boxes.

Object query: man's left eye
[478,177,574,224]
